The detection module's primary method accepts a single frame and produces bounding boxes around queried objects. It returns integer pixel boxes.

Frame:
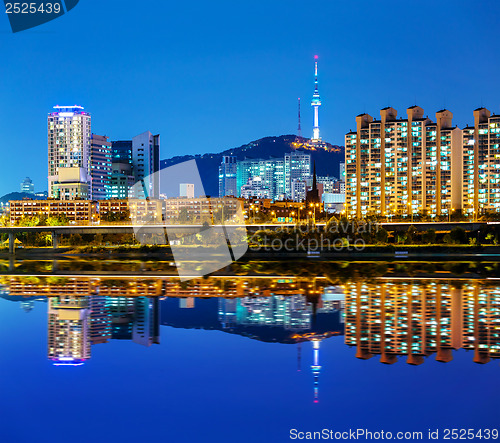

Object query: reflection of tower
[48,297,91,366]
[311,339,322,403]
[297,342,302,372]
[311,56,322,141]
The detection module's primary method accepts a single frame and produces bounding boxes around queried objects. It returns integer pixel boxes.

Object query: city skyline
[3,2,500,441]
[1,1,500,196]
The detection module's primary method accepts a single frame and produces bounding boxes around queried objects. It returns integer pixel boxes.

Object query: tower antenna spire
[298,98,302,138]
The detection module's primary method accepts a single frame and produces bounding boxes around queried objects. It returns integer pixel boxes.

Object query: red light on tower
[314,55,318,59]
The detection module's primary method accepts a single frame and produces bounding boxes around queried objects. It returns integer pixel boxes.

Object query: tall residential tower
[345,106,463,219]
[48,105,91,198]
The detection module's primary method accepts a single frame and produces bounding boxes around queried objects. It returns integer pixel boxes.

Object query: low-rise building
[9,200,97,225]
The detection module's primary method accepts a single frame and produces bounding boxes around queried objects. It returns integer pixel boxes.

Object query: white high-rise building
[132,131,160,199]
[48,105,91,198]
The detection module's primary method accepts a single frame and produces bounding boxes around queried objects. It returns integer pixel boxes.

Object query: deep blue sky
[1,0,499,195]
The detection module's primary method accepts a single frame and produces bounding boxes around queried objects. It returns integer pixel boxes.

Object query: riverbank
[2,244,500,261]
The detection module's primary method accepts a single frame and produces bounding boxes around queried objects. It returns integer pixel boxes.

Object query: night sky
[1,0,499,196]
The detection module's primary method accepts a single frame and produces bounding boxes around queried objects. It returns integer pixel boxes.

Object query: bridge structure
[0,221,494,255]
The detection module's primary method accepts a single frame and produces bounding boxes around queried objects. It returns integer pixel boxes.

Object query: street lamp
[449,208,455,223]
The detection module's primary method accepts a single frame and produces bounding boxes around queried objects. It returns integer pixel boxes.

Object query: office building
[240,176,272,199]
[48,105,91,198]
[219,156,238,197]
[291,179,308,202]
[111,140,133,164]
[237,158,285,200]
[236,152,310,200]
[462,108,500,216]
[20,177,34,194]
[132,131,160,199]
[89,134,112,200]
[108,162,135,199]
[345,106,463,219]
[339,163,345,182]
[284,152,312,198]
[316,176,336,194]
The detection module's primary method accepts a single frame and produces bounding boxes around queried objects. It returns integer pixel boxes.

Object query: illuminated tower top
[311,56,321,141]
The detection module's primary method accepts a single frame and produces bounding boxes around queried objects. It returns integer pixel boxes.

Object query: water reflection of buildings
[344,281,500,365]
[218,296,311,330]
[48,295,160,365]
[48,297,91,366]
[2,277,345,373]
[4,277,499,367]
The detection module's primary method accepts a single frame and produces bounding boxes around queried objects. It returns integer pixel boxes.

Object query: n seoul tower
[311,55,322,142]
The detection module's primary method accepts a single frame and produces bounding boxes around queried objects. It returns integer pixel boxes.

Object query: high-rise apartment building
[462,108,500,216]
[131,131,160,199]
[89,134,112,200]
[345,106,462,218]
[48,105,91,198]
[219,156,237,197]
